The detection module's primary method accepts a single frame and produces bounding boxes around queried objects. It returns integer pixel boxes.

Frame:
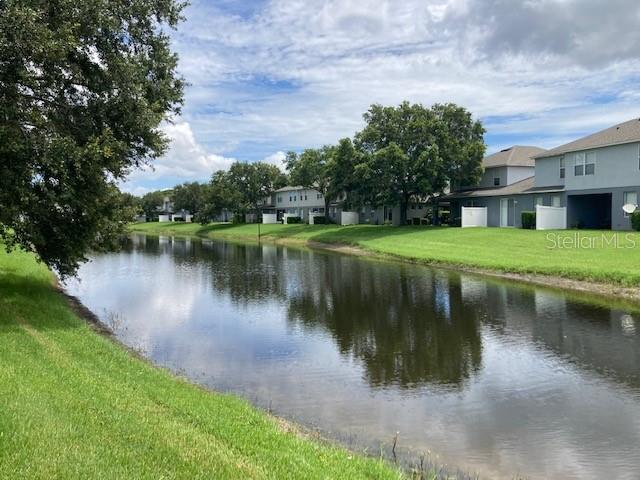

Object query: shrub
[286,216,302,224]
[312,216,327,224]
[232,214,246,224]
[521,211,536,229]
[631,211,640,231]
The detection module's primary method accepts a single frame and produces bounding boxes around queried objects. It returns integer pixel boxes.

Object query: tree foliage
[205,162,286,220]
[173,182,208,214]
[354,102,485,224]
[0,0,185,275]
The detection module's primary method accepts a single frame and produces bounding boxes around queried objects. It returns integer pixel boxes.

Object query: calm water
[65,234,640,479]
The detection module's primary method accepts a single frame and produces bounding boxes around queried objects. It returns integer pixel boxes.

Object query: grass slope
[0,248,403,480]
[130,222,640,286]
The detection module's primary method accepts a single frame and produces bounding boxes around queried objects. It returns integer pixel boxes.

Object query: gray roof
[274,185,308,193]
[483,145,545,168]
[446,176,564,199]
[535,118,640,159]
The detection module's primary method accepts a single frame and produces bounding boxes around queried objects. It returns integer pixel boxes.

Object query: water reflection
[66,234,640,480]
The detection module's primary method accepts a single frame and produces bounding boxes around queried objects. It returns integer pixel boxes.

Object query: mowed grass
[0,248,404,480]
[130,222,640,286]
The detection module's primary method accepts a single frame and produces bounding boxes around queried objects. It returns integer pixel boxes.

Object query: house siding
[534,155,565,188]
[564,142,640,191]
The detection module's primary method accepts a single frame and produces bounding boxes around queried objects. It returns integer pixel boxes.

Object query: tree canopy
[354,102,485,223]
[173,182,208,214]
[0,0,185,276]
[206,162,287,221]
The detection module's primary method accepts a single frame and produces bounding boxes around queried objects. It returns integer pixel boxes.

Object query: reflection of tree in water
[134,235,483,389]
[285,255,483,390]
[132,235,640,390]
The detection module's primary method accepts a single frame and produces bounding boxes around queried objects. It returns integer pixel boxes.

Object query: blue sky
[122,0,640,195]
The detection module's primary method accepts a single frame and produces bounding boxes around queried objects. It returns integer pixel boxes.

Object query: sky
[122,0,640,195]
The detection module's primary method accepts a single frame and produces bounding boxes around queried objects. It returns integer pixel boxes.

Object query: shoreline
[55,278,435,478]
[131,226,640,305]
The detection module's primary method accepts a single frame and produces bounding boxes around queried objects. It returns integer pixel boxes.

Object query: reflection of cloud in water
[66,237,640,480]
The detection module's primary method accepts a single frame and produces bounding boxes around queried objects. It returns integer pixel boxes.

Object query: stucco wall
[564,142,640,191]
[535,156,565,188]
[275,188,325,210]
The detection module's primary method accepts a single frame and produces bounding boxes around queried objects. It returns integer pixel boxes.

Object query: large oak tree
[354,102,485,224]
[0,0,185,276]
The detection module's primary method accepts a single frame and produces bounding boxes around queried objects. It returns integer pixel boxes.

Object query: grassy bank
[130,222,640,286]
[0,248,403,479]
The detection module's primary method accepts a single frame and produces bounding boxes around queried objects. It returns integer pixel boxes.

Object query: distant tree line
[136,101,486,226]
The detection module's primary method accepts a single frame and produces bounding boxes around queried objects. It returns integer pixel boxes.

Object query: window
[294,196,297,202]
[585,152,596,175]
[277,196,282,203]
[559,156,565,179]
[574,153,585,176]
[289,196,292,202]
[552,195,561,207]
[624,191,637,217]
[305,195,308,201]
[575,152,596,176]
[317,193,322,199]
[494,177,500,186]
[535,196,544,206]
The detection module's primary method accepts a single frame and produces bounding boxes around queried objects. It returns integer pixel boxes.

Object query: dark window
[574,165,583,176]
[560,156,565,178]
[494,177,500,186]
[585,163,595,175]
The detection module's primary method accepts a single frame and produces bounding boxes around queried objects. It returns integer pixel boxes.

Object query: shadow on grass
[0,272,82,331]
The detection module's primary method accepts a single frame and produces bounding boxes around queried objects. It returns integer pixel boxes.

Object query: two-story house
[273,186,338,222]
[446,145,562,227]
[532,118,640,230]
[446,118,640,230]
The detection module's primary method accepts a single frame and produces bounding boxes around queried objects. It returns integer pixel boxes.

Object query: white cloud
[134,121,236,181]
[261,151,287,171]
[122,120,288,193]
[126,0,640,192]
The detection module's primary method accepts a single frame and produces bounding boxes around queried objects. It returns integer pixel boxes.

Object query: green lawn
[130,222,640,286]
[0,248,404,479]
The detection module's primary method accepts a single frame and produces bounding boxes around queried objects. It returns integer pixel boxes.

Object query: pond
[64,234,640,479]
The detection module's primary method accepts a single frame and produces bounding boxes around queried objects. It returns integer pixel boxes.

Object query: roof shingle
[535,118,640,159]
[483,145,545,168]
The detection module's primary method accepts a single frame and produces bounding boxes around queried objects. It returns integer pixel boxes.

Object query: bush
[286,216,302,224]
[232,214,246,224]
[312,216,327,224]
[631,211,640,231]
[521,211,536,229]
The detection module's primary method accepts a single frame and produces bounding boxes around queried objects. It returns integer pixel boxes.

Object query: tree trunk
[399,194,409,226]
[324,194,331,224]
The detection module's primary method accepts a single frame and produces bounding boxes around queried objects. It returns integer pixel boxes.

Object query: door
[500,199,509,227]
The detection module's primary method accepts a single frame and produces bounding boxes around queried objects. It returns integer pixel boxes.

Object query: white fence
[341,211,359,226]
[461,207,487,228]
[309,213,323,225]
[283,213,299,224]
[536,205,567,230]
[262,213,278,224]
